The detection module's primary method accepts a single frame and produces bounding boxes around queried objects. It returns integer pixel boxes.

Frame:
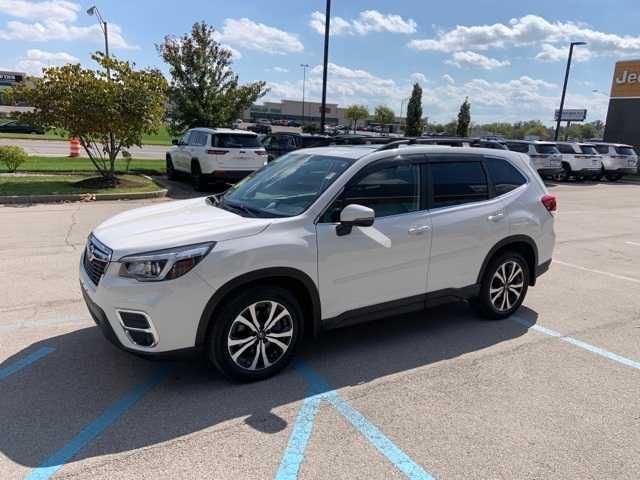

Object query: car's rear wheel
[191,161,207,191]
[605,173,623,182]
[471,252,529,320]
[553,164,571,182]
[593,167,605,181]
[208,287,303,381]
[166,157,177,180]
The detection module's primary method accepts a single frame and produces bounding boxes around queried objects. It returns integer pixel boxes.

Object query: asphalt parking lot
[1,181,639,479]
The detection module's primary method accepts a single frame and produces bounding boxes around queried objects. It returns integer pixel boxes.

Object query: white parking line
[625,241,640,247]
[554,260,640,284]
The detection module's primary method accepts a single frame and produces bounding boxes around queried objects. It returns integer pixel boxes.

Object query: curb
[0,174,168,204]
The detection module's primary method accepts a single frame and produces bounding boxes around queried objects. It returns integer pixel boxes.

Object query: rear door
[173,131,191,171]
[427,155,509,292]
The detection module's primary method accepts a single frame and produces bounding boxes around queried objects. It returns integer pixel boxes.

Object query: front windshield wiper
[218,198,261,218]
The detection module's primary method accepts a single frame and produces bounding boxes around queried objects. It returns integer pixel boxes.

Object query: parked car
[504,140,563,178]
[262,132,329,160]
[0,120,45,134]
[287,120,302,127]
[553,142,603,181]
[232,119,243,129]
[591,142,638,181]
[81,144,556,381]
[247,123,272,135]
[167,128,267,191]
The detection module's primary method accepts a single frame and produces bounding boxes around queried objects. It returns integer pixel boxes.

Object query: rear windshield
[579,145,598,155]
[506,143,529,153]
[556,144,576,154]
[214,134,260,148]
[534,144,559,154]
[595,145,610,154]
[615,146,635,156]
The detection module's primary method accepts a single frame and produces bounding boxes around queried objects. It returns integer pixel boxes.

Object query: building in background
[244,99,348,126]
[0,70,29,117]
[604,60,640,146]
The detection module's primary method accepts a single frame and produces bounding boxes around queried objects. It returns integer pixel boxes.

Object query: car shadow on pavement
[0,302,538,469]
[154,176,230,200]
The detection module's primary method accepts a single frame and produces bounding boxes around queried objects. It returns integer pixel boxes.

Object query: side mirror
[336,204,375,236]
[171,139,179,145]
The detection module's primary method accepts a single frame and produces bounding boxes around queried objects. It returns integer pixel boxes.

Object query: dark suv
[262,133,330,160]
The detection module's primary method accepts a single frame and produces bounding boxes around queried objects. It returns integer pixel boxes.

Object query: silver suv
[81,145,556,381]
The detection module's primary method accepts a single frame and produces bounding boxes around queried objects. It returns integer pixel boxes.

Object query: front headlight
[118,243,215,282]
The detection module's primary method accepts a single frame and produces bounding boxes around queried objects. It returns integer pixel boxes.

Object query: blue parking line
[514,317,640,371]
[275,361,434,480]
[26,365,172,480]
[0,347,55,382]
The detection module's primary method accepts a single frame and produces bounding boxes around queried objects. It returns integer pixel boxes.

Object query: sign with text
[554,109,587,122]
[0,71,24,87]
[610,60,640,98]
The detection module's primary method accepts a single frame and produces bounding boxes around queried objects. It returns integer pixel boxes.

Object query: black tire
[593,167,605,182]
[605,173,623,182]
[191,161,207,191]
[554,163,571,182]
[471,252,529,320]
[166,157,177,180]
[207,286,303,382]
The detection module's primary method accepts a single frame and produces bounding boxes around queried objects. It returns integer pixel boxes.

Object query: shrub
[302,123,319,134]
[0,145,28,172]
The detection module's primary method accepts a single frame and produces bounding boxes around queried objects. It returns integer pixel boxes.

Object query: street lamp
[400,97,409,129]
[87,6,109,60]
[320,0,331,132]
[300,64,310,125]
[554,41,587,140]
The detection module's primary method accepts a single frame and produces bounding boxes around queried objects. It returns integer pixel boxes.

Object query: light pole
[87,6,110,77]
[400,97,409,130]
[300,64,310,126]
[554,41,587,141]
[320,0,331,132]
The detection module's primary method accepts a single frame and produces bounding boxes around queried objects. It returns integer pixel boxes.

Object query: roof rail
[375,139,417,151]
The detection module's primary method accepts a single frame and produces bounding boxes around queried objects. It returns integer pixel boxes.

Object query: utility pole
[555,41,587,141]
[320,0,331,133]
[300,64,309,125]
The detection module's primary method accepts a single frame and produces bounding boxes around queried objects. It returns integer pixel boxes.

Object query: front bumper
[80,255,213,354]
[604,167,636,174]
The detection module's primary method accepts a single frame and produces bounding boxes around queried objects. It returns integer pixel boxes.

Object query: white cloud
[271,66,289,73]
[535,43,592,62]
[310,10,416,36]
[410,72,427,84]
[15,48,79,75]
[217,18,303,55]
[0,1,135,49]
[442,74,455,84]
[0,0,79,22]
[445,51,511,70]
[408,14,640,60]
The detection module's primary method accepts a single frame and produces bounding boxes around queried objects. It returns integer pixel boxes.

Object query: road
[0,138,168,160]
[1,181,639,479]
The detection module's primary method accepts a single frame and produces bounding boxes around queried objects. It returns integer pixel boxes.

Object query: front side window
[579,145,598,155]
[534,144,560,155]
[222,153,353,218]
[180,132,191,146]
[595,145,610,155]
[506,143,529,153]
[339,163,420,219]
[431,161,489,208]
[557,144,576,154]
[485,158,527,196]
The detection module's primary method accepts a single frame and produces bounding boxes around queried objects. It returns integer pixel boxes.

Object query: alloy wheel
[489,261,525,312]
[227,301,294,371]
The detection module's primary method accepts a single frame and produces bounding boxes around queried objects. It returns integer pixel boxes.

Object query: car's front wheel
[166,157,177,180]
[605,173,623,182]
[471,252,529,320]
[191,162,207,191]
[208,287,303,381]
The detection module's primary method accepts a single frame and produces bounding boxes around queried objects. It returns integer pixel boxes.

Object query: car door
[316,158,431,320]
[173,131,191,171]
[427,155,509,292]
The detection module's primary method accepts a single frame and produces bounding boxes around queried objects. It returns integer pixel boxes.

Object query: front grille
[83,235,112,286]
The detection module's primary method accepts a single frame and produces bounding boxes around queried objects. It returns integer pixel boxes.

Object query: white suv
[167,128,267,191]
[554,142,603,181]
[504,140,563,178]
[592,142,638,181]
[81,146,556,381]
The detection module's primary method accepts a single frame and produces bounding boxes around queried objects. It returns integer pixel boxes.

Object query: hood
[93,197,271,259]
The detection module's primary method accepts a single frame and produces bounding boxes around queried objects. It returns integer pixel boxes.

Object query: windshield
[221,153,354,218]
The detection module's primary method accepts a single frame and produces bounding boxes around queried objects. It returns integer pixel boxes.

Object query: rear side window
[506,143,529,153]
[430,161,489,208]
[595,145,610,154]
[485,158,527,196]
[189,132,208,146]
[534,144,559,154]
[579,145,598,155]
[615,146,635,156]
[556,144,576,154]
[214,134,260,148]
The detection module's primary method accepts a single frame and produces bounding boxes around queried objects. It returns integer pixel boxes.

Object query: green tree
[405,83,423,137]
[158,21,267,134]
[10,53,167,183]
[456,97,471,137]
[444,120,458,136]
[373,105,395,127]
[345,104,369,133]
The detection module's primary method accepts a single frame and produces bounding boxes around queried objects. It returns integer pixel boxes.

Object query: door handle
[408,225,431,235]
[488,212,505,222]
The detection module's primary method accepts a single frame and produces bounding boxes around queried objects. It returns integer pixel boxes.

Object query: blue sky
[2,0,640,123]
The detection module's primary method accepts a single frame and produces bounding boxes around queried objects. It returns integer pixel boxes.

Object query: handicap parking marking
[513,317,640,372]
[554,260,640,284]
[0,347,55,382]
[275,361,435,480]
[25,365,173,480]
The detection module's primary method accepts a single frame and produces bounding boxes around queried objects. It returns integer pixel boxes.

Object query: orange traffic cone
[69,138,81,157]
